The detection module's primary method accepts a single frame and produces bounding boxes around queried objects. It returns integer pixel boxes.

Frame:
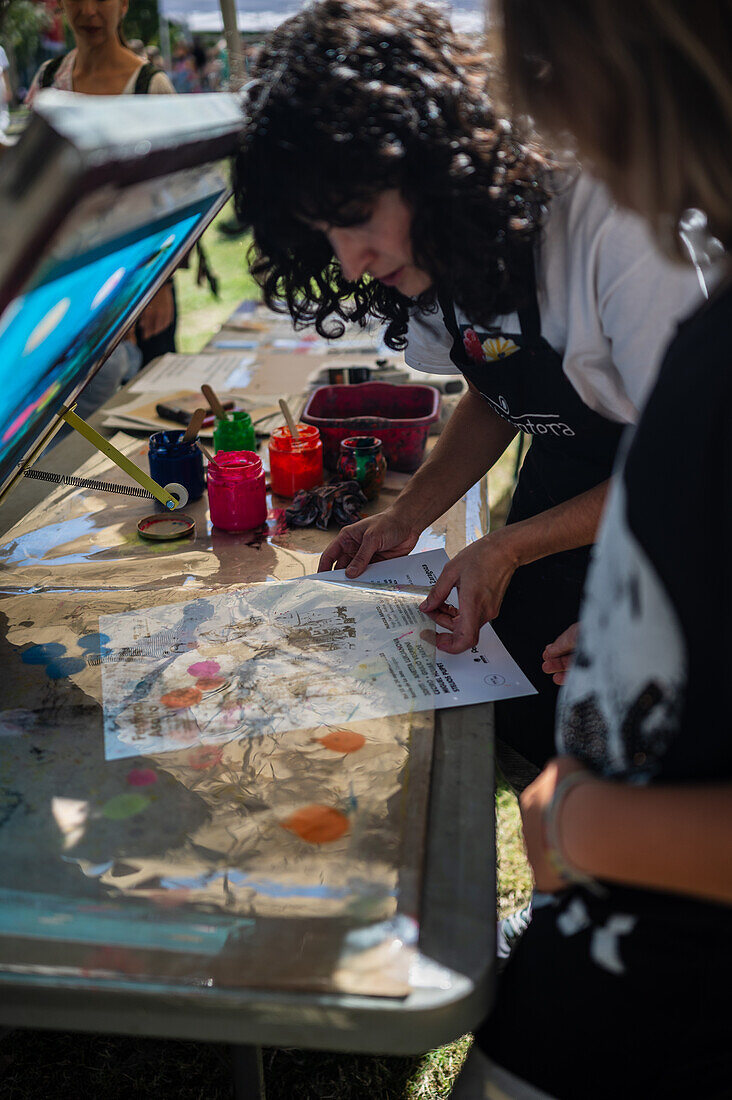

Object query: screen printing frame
[0,90,245,504]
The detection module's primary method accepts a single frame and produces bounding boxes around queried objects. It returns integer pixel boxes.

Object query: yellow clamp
[59,405,179,511]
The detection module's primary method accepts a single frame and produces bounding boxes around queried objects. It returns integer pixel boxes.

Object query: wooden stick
[182,408,206,444]
[278,398,300,442]
[201,384,229,421]
[198,441,218,465]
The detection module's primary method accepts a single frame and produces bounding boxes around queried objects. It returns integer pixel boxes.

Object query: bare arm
[318,384,516,573]
[522,757,732,907]
[420,479,609,653]
[388,383,517,532]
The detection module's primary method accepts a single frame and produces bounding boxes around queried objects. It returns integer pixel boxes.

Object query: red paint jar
[268,424,323,498]
[207,450,267,532]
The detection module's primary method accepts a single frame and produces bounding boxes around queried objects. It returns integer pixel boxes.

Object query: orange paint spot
[160,686,202,709]
[188,745,224,770]
[281,804,349,844]
[317,729,366,754]
[195,676,226,691]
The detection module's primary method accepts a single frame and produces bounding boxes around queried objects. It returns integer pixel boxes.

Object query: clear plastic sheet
[0,435,482,997]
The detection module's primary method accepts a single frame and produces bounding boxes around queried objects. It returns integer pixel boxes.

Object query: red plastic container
[301,382,440,472]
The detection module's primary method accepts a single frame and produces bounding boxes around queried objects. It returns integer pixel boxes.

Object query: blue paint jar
[148,430,205,503]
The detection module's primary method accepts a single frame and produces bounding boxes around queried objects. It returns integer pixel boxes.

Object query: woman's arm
[420,481,609,653]
[319,383,516,573]
[521,756,732,907]
[389,383,518,530]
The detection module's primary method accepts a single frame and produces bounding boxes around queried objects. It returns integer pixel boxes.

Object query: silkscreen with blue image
[0,191,225,485]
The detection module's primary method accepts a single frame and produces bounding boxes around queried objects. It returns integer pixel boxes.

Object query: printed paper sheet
[100,577,438,761]
[127,352,256,393]
[312,549,537,707]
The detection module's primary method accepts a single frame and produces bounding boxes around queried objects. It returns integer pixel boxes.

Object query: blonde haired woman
[453,2,732,1097]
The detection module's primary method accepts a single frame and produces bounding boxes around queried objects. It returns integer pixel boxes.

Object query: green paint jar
[335,436,387,501]
[213,409,256,454]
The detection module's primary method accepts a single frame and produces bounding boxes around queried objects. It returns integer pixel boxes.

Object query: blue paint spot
[78,632,111,657]
[22,643,66,664]
[45,657,86,679]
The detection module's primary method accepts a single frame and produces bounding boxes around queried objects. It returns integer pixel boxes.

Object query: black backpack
[39,56,158,93]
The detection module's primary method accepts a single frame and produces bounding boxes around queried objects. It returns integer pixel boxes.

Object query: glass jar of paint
[148,430,205,502]
[212,409,256,454]
[335,436,387,501]
[207,450,267,531]
[268,424,323,498]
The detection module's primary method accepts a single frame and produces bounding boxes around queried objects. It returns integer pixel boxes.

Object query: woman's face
[311,190,433,297]
[62,0,128,47]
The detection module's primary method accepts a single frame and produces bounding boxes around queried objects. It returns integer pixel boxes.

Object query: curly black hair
[233,0,551,349]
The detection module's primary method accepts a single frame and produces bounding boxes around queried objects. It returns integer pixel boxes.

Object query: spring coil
[22,467,154,499]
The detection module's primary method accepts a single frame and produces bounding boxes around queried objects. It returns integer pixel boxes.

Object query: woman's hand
[318,507,421,574]
[519,755,597,893]
[418,528,520,654]
[542,622,580,685]
[137,282,175,340]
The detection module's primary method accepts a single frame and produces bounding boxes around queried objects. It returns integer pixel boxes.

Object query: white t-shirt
[404,173,705,424]
[26,50,175,107]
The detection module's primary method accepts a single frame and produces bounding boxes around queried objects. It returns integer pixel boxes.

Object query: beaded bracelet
[543,770,605,896]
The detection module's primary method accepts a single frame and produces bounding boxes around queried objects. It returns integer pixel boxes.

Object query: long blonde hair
[498,0,732,251]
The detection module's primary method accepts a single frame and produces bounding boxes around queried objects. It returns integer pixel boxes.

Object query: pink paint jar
[207,450,267,532]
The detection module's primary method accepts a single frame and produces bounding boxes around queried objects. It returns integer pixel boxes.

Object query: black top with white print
[557,279,732,787]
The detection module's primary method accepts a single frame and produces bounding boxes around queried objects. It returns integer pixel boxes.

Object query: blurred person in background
[453,1,732,1095]
[25,0,177,418]
[126,36,145,59]
[0,42,11,134]
[145,44,165,71]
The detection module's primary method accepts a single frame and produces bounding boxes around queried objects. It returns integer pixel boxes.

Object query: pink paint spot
[187,660,221,678]
[126,768,157,786]
[2,381,61,443]
[188,745,224,770]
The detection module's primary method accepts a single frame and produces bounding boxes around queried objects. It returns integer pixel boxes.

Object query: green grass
[175,201,261,353]
[0,1030,476,1099]
[0,213,533,1098]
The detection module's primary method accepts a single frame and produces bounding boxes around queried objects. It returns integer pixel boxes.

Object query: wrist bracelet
[544,770,605,896]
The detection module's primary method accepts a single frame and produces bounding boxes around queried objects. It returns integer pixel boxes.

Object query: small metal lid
[137,513,196,541]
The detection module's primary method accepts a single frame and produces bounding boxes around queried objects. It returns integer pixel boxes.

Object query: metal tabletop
[0,373,495,1060]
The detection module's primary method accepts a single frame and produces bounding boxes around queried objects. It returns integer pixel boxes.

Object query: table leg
[231,1043,266,1100]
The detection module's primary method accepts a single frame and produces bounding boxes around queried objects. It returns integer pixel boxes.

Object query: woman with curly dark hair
[233,0,701,790]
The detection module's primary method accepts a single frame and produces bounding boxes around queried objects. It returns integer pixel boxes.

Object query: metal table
[0,378,494,1096]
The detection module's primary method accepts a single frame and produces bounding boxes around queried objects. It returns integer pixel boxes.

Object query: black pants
[477,889,732,1099]
[135,283,178,368]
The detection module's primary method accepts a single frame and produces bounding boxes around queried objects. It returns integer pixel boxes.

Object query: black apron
[439,255,624,772]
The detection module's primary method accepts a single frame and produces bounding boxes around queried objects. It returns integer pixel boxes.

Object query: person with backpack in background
[25,0,177,415]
